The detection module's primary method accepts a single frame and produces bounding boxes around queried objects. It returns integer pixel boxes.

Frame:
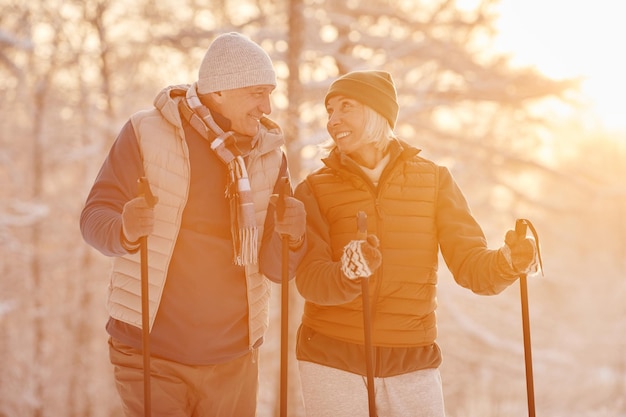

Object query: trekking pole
[356,211,377,417]
[515,218,544,417]
[276,177,291,417]
[138,177,156,417]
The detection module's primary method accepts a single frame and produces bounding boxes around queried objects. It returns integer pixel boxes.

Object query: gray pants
[298,360,445,417]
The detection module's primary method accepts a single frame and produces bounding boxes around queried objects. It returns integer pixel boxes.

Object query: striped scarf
[184,84,258,266]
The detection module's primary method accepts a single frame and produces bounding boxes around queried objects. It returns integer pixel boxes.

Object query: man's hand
[270,194,306,248]
[122,196,156,243]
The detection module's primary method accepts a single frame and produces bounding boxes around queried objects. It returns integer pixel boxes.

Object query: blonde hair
[321,104,396,153]
[362,105,396,151]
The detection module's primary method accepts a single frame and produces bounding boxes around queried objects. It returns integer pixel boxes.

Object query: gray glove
[121,196,156,243]
[269,194,306,248]
[502,230,539,274]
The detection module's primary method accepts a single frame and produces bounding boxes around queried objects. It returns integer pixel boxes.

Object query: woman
[293,70,538,417]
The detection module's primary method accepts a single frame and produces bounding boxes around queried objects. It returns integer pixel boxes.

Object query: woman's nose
[328,111,341,126]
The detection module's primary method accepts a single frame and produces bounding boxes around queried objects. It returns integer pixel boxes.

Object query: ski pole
[356,211,377,417]
[276,177,291,417]
[515,218,543,417]
[138,177,156,417]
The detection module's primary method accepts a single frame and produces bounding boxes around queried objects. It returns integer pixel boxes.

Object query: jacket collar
[322,138,421,171]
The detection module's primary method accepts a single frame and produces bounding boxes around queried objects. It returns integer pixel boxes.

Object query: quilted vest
[303,144,442,347]
[106,86,283,350]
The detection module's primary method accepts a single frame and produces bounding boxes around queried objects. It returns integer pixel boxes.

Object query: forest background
[1,0,625,416]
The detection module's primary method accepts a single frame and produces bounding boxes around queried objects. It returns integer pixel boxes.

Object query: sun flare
[494,0,626,133]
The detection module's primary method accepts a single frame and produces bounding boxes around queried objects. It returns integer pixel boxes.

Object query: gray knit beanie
[197,32,276,94]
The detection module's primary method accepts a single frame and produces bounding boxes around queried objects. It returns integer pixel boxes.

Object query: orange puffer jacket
[295,139,518,349]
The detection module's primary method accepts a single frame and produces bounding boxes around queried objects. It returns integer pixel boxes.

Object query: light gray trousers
[298,360,446,417]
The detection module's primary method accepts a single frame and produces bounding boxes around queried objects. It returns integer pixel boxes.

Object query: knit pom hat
[325,70,399,129]
[197,32,276,94]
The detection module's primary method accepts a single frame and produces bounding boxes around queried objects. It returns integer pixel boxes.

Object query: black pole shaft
[277,177,291,417]
[515,219,536,417]
[356,211,376,417]
[280,234,289,417]
[361,278,377,417]
[520,273,535,417]
[140,236,151,417]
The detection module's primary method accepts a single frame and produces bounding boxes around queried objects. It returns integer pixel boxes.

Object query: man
[80,32,306,417]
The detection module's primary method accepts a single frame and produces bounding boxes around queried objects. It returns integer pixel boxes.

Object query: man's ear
[208,91,227,107]
[199,91,222,108]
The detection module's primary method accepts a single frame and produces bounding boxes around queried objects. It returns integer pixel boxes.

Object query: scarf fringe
[234,227,259,266]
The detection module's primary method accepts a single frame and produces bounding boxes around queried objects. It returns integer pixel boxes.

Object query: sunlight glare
[495,0,626,132]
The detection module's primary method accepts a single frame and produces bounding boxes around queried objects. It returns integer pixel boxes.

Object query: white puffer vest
[106,85,284,350]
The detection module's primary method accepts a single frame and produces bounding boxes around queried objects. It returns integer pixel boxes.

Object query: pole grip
[357,211,367,240]
[515,219,528,239]
[276,177,290,221]
[138,177,157,208]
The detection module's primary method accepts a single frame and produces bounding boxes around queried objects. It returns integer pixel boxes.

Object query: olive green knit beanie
[197,32,276,94]
[325,70,399,129]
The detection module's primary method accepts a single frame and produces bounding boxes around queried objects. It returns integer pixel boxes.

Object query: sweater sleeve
[293,180,362,306]
[436,166,519,295]
[79,120,145,257]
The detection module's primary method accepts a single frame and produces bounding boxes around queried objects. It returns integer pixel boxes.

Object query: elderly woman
[293,70,538,417]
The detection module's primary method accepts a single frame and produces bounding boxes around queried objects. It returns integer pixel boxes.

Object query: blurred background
[1,0,624,416]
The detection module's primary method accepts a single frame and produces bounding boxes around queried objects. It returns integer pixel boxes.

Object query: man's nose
[260,95,272,115]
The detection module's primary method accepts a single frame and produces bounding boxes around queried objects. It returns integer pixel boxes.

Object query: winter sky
[491,0,625,132]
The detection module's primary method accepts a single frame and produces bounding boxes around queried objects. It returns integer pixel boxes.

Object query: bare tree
[0,1,623,416]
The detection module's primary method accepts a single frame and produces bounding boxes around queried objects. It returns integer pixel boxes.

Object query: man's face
[212,85,275,137]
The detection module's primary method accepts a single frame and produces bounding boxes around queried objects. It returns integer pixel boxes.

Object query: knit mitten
[341,235,382,280]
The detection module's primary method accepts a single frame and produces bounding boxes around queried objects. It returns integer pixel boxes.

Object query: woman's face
[326,95,367,155]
